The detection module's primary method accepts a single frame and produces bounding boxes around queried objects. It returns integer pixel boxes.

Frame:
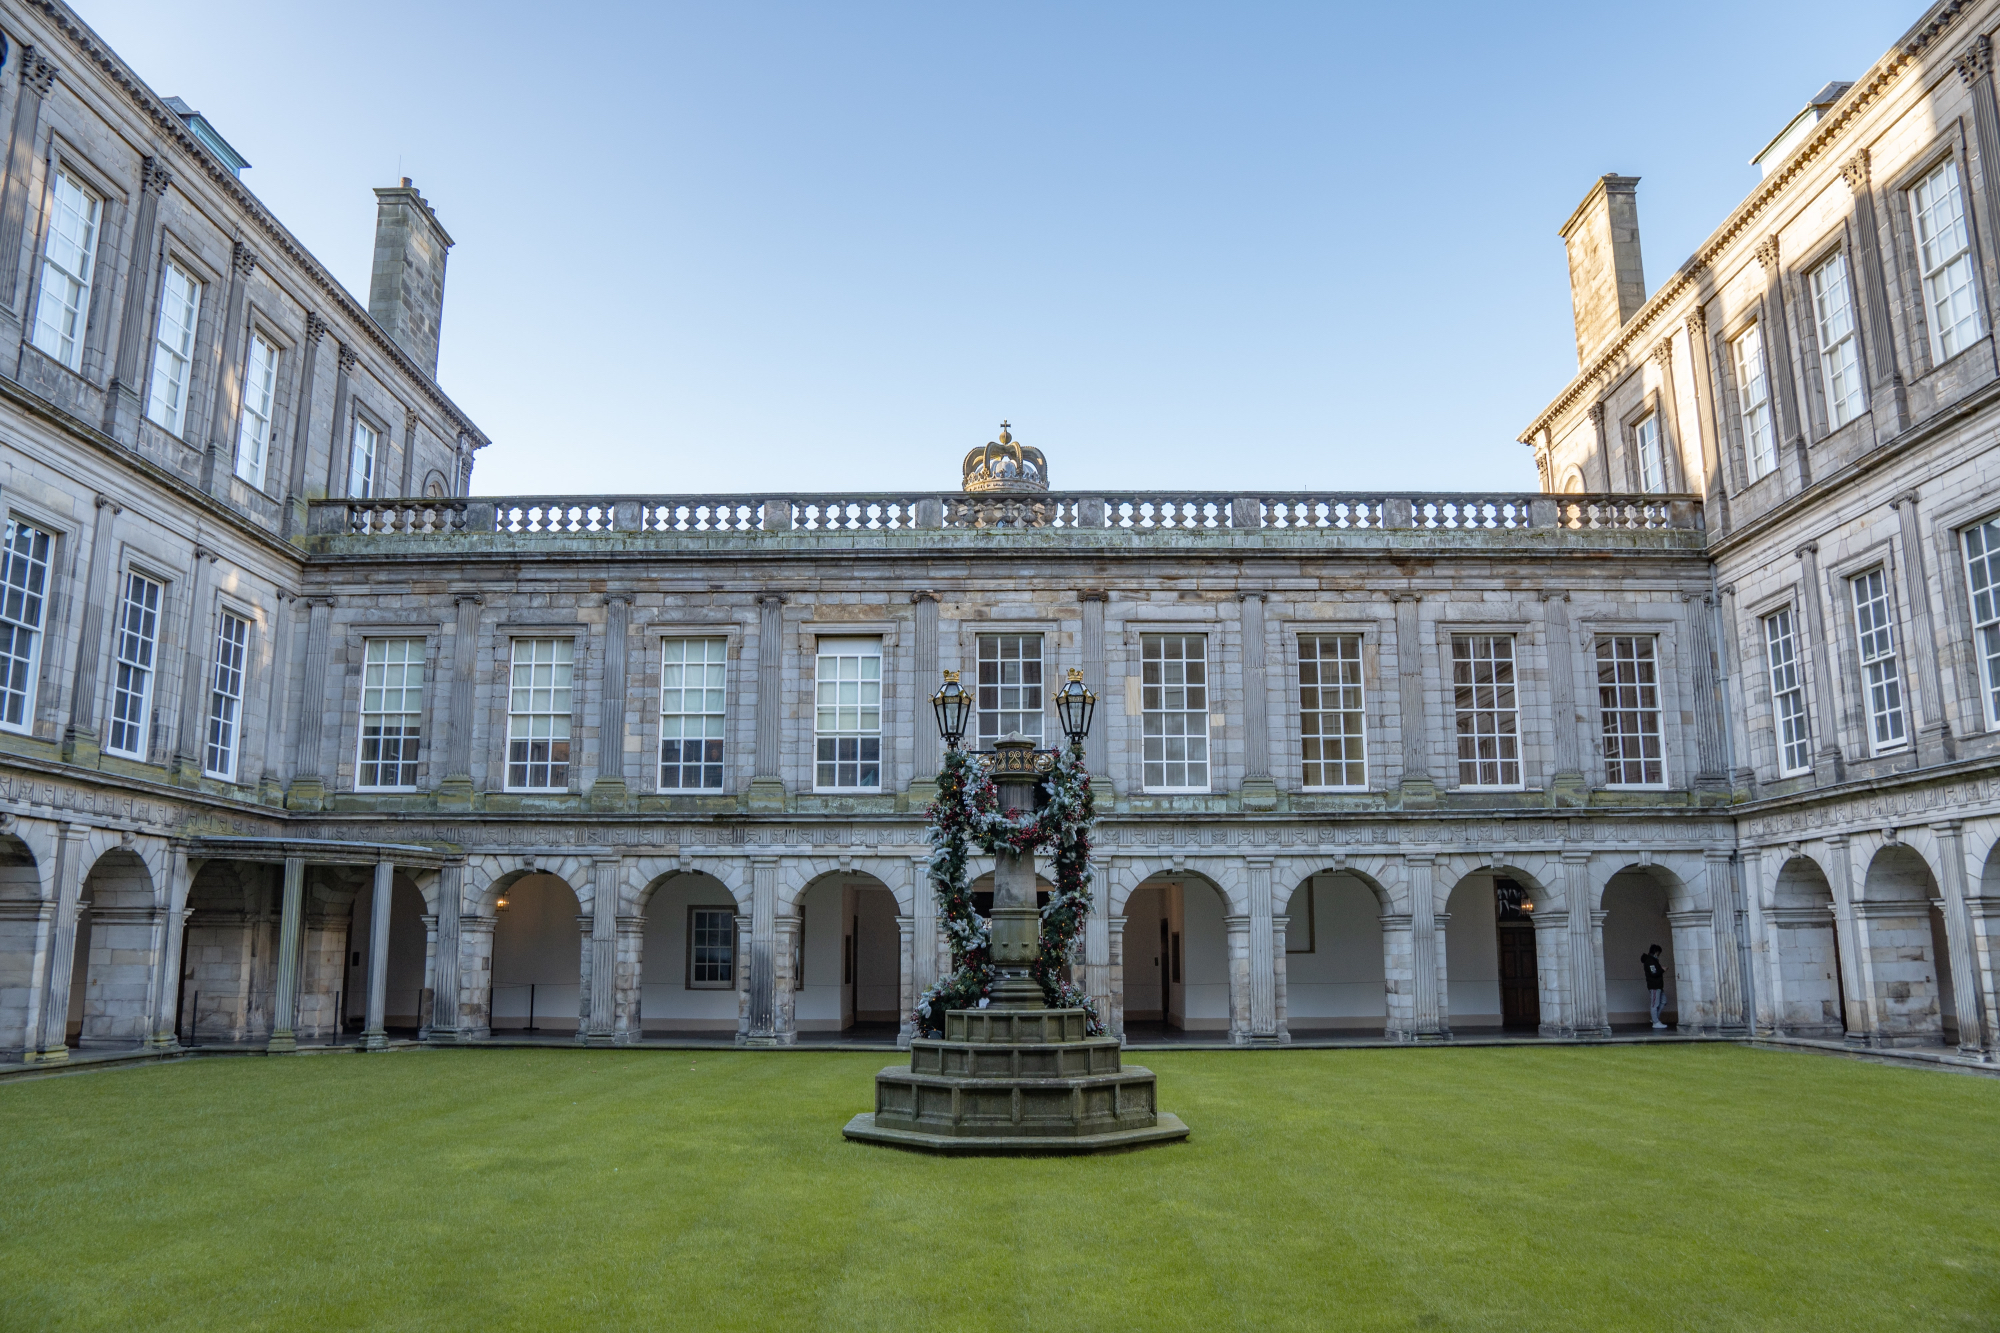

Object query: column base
[433,776,475,810]
[60,727,101,769]
[586,777,630,812]
[361,1032,390,1052]
[745,778,788,813]
[1395,777,1437,810]
[1548,770,1588,808]
[576,1032,618,1047]
[903,779,938,812]
[266,1032,298,1053]
[285,778,326,811]
[169,756,206,788]
[1238,777,1279,812]
[25,1046,69,1066]
[257,777,286,806]
[145,1032,181,1051]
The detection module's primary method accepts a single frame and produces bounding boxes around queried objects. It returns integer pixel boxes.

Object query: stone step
[911,1036,1124,1079]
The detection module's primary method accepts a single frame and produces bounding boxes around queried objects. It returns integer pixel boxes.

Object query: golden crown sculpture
[961,421,1049,494]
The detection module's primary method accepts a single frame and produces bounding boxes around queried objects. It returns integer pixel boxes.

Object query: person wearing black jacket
[1643,944,1667,1030]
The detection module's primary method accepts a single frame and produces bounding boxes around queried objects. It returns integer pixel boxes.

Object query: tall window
[1596,635,1664,785]
[1850,569,1906,752]
[204,612,249,780]
[1141,633,1210,791]
[814,637,881,791]
[506,638,572,790]
[977,633,1043,743]
[660,637,726,791]
[1809,251,1865,429]
[687,907,735,988]
[1965,516,2000,727]
[235,334,279,488]
[0,519,53,730]
[106,572,162,760]
[1762,608,1812,777]
[1452,634,1520,787]
[30,170,100,371]
[145,262,200,435]
[1298,634,1365,789]
[358,638,423,790]
[1912,158,1982,362]
[1634,413,1665,494]
[1732,324,1778,480]
[348,420,378,499]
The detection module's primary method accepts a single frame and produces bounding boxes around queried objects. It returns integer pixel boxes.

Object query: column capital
[94,493,124,515]
[1930,819,1966,835]
[1651,339,1673,367]
[910,589,938,604]
[19,47,58,97]
[1753,235,1781,271]
[1840,147,1871,192]
[1684,304,1708,337]
[1537,589,1570,603]
[1078,588,1109,602]
[452,592,483,607]
[1888,487,1920,510]
[1957,33,1993,86]
[1561,849,1593,865]
[336,343,359,376]
[231,241,258,278]
[1236,590,1267,603]
[603,592,632,607]
[1795,540,1819,559]
[304,310,330,346]
[140,155,173,197]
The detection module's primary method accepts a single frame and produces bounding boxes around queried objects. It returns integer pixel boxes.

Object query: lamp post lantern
[1054,667,1095,751]
[931,670,971,750]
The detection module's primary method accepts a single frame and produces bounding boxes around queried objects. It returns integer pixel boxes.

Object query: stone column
[171,547,220,784]
[1223,913,1253,1046]
[773,906,799,1045]
[266,855,306,1052]
[147,843,194,1048]
[910,852,939,1005]
[584,856,620,1043]
[1704,849,1745,1031]
[1888,491,1951,765]
[1717,584,1757,794]
[1753,235,1811,490]
[1824,836,1867,1039]
[1650,339,1689,493]
[589,595,632,809]
[1081,591,1109,780]
[1683,592,1730,792]
[1245,858,1279,1041]
[1083,856,1112,1032]
[614,914,644,1042]
[1271,915,1291,1042]
[1666,907,1715,1031]
[1741,849,1782,1035]
[1931,821,1987,1055]
[29,823,87,1063]
[1837,149,1909,431]
[459,912,494,1040]
[1794,543,1844,784]
[1379,905,1415,1041]
[1393,595,1435,806]
[1106,911,1127,1041]
[1680,307,1731,529]
[286,597,333,808]
[257,592,294,805]
[1562,852,1609,1036]
[1407,855,1444,1038]
[741,856,782,1044]
[748,596,786,811]
[202,243,257,494]
[281,313,328,537]
[438,593,481,807]
[0,48,58,330]
[362,859,393,1051]
[429,860,463,1041]
[894,913,916,1047]
[1958,38,2000,336]
[62,496,123,766]
[1237,593,1276,809]
[1588,402,1612,492]
[325,344,359,496]
[910,591,939,801]
[103,157,172,443]
[1541,592,1586,804]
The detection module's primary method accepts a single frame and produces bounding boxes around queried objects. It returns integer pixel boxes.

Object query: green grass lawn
[1,1046,1995,1331]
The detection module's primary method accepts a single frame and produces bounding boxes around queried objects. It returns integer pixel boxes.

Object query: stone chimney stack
[367,177,453,376]
[1558,174,1645,367]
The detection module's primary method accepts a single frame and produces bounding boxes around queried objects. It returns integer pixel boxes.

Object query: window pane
[660,637,727,790]
[506,638,573,789]
[1141,634,1209,790]
[1596,635,1663,785]
[814,639,882,790]
[1298,635,1365,788]
[0,520,54,728]
[1451,635,1519,786]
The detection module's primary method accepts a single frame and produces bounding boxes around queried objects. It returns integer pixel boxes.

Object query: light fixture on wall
[495,892,510,911]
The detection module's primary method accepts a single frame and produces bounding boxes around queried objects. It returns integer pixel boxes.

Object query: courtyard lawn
[0,1047,1995,1331]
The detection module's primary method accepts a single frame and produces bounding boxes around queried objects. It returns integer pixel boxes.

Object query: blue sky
[82,1,1909,496]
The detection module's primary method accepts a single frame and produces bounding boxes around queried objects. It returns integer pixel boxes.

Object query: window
[1298,634,1365,789]
[1912,158,1982,362]
[105,572,162,759]
[1634,413,1665,494]
[1141,633,1209,791]
[660,636,726,791]
[1762,608,1812,777]
[977,633,1043,744]
[814,637,881,791]
[145,262,200,435]
[204,612,249,780]
[0,519,53,730]
[1965,516,2000,727]
[1809,251,1865,429]
[1451,634,1520,787]
[235,334,279,488]
[1850,569,1906,752]
[688,906,735,988]
[1596,635,1664,786]
[1732,324,1778,480]
[348,420,378,499]
[506,637,573,790]
[357,638,423,790]
[30,170,100,371]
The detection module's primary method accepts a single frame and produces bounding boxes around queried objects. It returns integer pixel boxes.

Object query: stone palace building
[2,0,1997,1064]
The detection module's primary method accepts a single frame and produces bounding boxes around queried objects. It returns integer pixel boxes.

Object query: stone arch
[1119,869,1232,1039]
[777,857,914,916]
[180,860,279,1044]
[794,868,903,1036]
[1561,467,1587,493]
[1855,842,1947,1044]
[1765,853,1844,1036]
[1280,864,1390,1035]
[421,469,449,498]
[472,855,596,917]
[1599,863,1683,1030]
[632,860,750,915]
[1438,862,1556,1034]
[636,868,744,1037]
[1107,859,1248,917]
[488,871,584,1035]
[70,847,157,1047]
[0,831,43,1054]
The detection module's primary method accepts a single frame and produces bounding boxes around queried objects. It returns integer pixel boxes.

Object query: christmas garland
[912,742,1101,1036]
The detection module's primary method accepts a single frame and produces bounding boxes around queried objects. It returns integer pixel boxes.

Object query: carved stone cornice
[231,242,257,278]
[1957,33,1993,85]
[1753,236,1781,271]
[304,311,329,346]
[1840,148,1871,192]
[139,156,172,198]
[19,47,58,97]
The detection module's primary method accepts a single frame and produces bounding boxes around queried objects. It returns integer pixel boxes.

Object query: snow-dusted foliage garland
[911,743,1101,1036]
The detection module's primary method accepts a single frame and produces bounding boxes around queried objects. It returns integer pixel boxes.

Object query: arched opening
[1860,845,1946,1044]
[0,833,43,1055]
[489,873,582,1034]
[340,873,428,1037]
[1122,874,1229,1043]
[1601,867,1680,1031]
[1443,868,1544,1033]
[181,861,281,1044]
[70,849,155,1047]
[639,871,740,1037]
[1562,468,1586,494]
[1280,870,1387,1034]
[1769,855,1844,1036]
[796,873,900,1039]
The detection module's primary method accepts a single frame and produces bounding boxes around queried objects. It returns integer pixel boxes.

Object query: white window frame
[1911,157,1983,364]
[976,632,1044,744]
[1761,607,1812,778]
[0,518,54,734]
[235,333,279,489]
[1634,412,1665,494]
[145,261,200,436]
[814,637,882,793]
[1451,634,1521,788]
[506,637,573,792]
[1595,634,1666,787]
[1964,515,2000,728]
[30,169,100,372]
[1141,632,1211,793]
[356,637,424,792]
[203,611,250,781]
[348,419,379,499]
[1850,568,1907,754]
[659,636,727,792]
[1809,250,1866,429]
[1297,633,1365,791]
[1732,323,1778,480]
[105,570,163,760]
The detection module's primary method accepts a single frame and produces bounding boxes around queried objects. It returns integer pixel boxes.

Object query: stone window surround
[1618,390,1677,495]
[230,302,297,500]
[142,232,221,446]
[1576,617,1681,790]
[951,618,1066,738]
[200,589,265,785]
[26,132,129,388]
[1788,222,1871,444]
[640,621,744,796]
[1929,490,2000,738]
[796,619,901,796]
[336,621,440,793]
[345,400,392,501]
[487,621,589,795]
[2,493,76,738]
[1714,301,1781,499]
[1429,616,1534,792]
[1882,123,1990,381]
[1742,582,1816,782]
[1276,617,1381,793]
[1120,615,1225,796]
[100,548,179,764]
[1822,537,1915,761]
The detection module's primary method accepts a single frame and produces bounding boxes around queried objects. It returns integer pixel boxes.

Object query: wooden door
[1498,923,1539,1030]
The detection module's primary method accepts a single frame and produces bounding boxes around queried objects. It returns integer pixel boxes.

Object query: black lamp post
[931,670,971,749]
[1054,668,1096,750]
